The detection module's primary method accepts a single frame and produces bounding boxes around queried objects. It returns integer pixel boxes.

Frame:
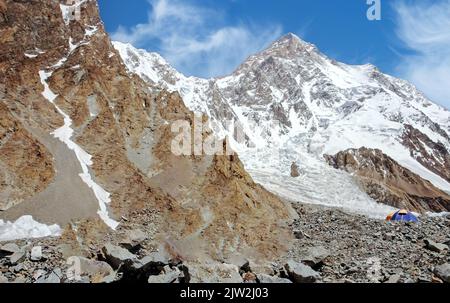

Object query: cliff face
[325,147,450,213]
[0,0,293,261]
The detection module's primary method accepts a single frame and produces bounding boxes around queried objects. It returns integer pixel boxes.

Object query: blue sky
[98,0,450,108]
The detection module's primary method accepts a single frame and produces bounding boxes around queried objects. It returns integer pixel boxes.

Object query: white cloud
[112,0,282,78]
[394,0,450,108]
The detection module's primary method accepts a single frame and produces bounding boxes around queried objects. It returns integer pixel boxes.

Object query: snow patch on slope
[39,68,119,230]
[60,0,87,25]
[0,216,61,242]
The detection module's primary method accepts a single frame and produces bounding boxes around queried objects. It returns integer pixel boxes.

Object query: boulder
[424,239,449,253]
[33,270,46,281]
[242,272,258,283]
[226,256,251,273]
[130,251,168,272]
[30,246,42,261]
[120,229,147,252]
[293,229,304,239]
[13,276,27,283]
[443,239,450,247]
[184,262,242,283]
[0,243,20,256]
[76,257,117,283]
[148,266,182,283]
[297,246,330,268]
[291,162,300,178]
[383,233,396,241]
[0,274,8,283]
[9,250,26,265]
[35,271,61,284]
[385,274,402,283]
[285,260,320,283]
[257,274,292,283]
[434,263,450,283]
[102,243,137,269]
[117,251,170,281]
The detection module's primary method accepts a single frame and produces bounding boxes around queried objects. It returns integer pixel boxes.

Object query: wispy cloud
[111,0,282,78]
[393,0,450,108]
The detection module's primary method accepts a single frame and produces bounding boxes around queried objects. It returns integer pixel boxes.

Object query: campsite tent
[386,209,418,222]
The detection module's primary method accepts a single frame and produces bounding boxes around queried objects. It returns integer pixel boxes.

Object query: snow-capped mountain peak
[114,34,450,216]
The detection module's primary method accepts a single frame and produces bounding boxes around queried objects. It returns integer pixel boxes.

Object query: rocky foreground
[1,202,449,284]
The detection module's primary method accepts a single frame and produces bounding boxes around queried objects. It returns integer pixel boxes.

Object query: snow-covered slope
[113,34,450,217]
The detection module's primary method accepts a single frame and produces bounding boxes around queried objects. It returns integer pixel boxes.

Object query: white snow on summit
[114,34,450,218]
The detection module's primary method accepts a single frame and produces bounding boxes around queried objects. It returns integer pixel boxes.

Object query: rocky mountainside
[0,0,294,263]
[1,0,450,285]
[325,147,450,213]
[114,33,450,215]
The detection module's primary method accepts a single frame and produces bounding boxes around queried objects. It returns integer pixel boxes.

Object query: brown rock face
[325,147,450,213]
[291,162,300,178]
[402,124,450,183]
[0,0,293,261]
[0,103,55,211]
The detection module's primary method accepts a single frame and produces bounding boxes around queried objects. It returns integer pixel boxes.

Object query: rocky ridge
[325,147,450,212]
[0,0,294,263]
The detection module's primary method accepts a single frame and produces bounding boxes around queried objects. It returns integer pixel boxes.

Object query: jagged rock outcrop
[325,147,450,213]
[0,0,294,262]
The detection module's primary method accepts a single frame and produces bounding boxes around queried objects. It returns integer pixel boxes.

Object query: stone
[33,270,46,281]
[291,162,300,178]
[251,263,276,276]
[431,276,443,283]
[1,243,20,256]
[185,262,242,283]
[76,256,116,283]
[242,272,257,283]
[30,246,42,261]
[9,250,26,265]
[257,274,292,283]
[36,271,61,284]
[11,263,24,273]
[293,229,304,239]
[385,274,402,283]
[131,251,168,271]
[12,276,27,283]
[148,266,182,283]
[433,263,450,283]
[285,260,320,283]
[417,276,432,283]
[227,256,250,273]
[297,246,330,268]
[120,229,147,252]
[53,268,63,279]
[0,274,8,283]
[102,243,137,269]
[424,239,449,253]
[383,233,396,241]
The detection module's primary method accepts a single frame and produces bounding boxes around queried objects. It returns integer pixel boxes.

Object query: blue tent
[386,209,419,222]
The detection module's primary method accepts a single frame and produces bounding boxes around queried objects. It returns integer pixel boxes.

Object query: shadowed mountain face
[114,32,450,214]
[0,0,294,261]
